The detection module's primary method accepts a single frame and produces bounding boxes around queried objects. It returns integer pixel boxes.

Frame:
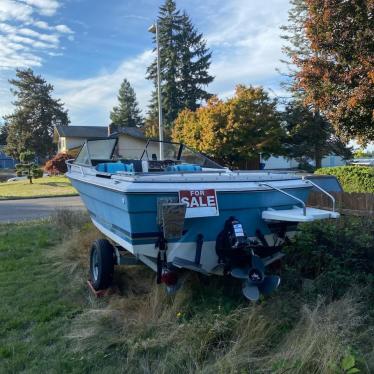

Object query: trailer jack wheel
[90,239,115,290]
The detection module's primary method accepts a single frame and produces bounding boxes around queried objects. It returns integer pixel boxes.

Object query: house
[54,125,159,160]
[263,155,346,170]
[54,125,108,153]
[111,126,158,159]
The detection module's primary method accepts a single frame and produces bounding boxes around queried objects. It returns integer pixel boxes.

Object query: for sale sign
[179,189,219,218]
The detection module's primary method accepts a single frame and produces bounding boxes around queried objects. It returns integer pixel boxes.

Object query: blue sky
[0,0,292,126]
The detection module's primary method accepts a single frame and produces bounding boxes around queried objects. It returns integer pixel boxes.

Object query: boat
[66,137,340,301]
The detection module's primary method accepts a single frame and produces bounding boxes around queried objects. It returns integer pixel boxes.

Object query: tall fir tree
[110,78,143,129]
[146,0,213,130]
[178,12,214,111]
[4,68,69,159]
[279,0,310,95]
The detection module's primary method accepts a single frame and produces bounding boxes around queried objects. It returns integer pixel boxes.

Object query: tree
[172,85,283,167]
[280,0,351,163]
[146,0,213,129]
[281,101,352,168]
[178,12,214,111]
[110,78,143,129]
[0,124,8,145]
[4,69,69,160]
[280,0,310,95]
[44,152,73,175]
[15,150,43,184]
[284,0,374,144]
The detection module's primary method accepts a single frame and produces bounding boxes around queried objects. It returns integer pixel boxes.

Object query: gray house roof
[55,125,108,138]
[115,126,145,140]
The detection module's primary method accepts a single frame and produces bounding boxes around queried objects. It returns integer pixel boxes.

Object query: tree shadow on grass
[42,182,71,187]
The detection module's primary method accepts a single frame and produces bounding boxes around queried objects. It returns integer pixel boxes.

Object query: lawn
[0,176,77,200]
[0,220,85,372]
[0,215,373,373]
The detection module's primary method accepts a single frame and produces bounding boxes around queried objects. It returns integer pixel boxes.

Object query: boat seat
[166,164,202,172]
[96,162,134,173]
[120,159,143,172]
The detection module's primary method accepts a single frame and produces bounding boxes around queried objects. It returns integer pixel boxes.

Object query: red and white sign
[179,189,219,218]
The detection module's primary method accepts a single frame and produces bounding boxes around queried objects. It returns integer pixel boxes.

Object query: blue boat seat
[96,162,134,173]
[166,164,202,172]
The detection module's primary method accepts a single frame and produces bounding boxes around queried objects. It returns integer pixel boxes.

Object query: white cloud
[55,24,73,34]
[19,0,60,16]
[0,1,73,71]
[7,33,57,48]
[53,51,154,125]
[19,27,59,44]
[0,0,33,22]
[200,0,291,96]
[33,20,49,29]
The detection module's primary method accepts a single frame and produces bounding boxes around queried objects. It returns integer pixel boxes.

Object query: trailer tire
[90,239,115,290]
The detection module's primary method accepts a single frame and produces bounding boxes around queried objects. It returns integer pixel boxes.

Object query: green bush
[284,216,374,299]
[32,167,43,178]
[315,165,374,192]
[15,150,43,184]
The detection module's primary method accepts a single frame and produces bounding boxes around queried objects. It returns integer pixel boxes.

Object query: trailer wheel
[90,239,115,290]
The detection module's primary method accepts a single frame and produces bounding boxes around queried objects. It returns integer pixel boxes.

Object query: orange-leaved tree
[292,0,374,144]
[172,85,283,167]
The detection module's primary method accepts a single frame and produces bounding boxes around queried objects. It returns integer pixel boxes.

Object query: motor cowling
[216,216,250,265]
[216,216,280,301]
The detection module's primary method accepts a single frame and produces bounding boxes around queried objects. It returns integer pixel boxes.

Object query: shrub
[315,165,374,192]
[15,150,43,184]
[284,216,374,299]
[44,152,73,175]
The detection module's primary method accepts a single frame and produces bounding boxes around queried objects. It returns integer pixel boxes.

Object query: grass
[0,213,373,373]
[0,176,77,200]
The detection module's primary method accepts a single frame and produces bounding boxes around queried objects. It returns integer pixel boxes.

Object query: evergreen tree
[281,101,352,169]
[146,0,213,129]
[279,0,310,94]
[178,12,214,111]
[0,124,8,145]
[4,69,69,159]
[110,78,143,129]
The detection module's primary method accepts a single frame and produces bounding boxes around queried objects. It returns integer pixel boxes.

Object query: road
[0,196,85,223]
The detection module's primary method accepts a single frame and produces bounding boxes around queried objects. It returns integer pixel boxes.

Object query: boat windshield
[140,140,224,169]
[74,138,224,170]
[75,138,117,166]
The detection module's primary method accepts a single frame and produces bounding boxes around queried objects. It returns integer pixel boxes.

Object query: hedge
[315,165,374,193]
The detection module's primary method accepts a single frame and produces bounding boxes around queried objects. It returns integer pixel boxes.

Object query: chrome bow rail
[302,177,336,213]
[259,178,337,217]
[259,182,307,216]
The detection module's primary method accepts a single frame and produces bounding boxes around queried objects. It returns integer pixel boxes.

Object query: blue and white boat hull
[68,173,315,272]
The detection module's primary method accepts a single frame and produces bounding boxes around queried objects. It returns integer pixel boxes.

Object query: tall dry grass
[50,211,372,374]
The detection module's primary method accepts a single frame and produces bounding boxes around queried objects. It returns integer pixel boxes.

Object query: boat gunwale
[67,172,313,194]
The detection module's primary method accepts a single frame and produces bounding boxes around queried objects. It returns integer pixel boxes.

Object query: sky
[0,0,293,127]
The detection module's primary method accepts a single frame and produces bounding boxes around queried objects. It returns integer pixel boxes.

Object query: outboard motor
[216,216,280,301]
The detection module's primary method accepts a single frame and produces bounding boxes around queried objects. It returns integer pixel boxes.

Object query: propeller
[231,255,280,301]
